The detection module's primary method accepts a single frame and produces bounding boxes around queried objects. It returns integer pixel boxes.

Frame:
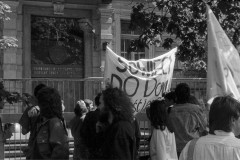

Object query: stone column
[2,1,23,114]
[3,1,22,79]
[98,3,113,78]
[79,19,93,79]
[79,18,95,99]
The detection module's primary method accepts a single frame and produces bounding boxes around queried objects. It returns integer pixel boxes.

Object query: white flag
[104,46,176,113]
[207,5,240,104]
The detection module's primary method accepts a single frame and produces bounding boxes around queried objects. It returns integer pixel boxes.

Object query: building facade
[2,0,182,112]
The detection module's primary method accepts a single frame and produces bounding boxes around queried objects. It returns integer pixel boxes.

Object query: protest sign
[104,47,176,112]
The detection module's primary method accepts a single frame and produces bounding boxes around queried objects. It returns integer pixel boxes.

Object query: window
[31,16,84,78]
[121,20,145,60]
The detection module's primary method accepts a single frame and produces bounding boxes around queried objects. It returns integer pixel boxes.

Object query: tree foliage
[129,0,240,71]
[0,1,17,49]
[0,1,20,105]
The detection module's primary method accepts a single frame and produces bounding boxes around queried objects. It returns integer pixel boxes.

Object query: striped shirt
[180,131,240,160]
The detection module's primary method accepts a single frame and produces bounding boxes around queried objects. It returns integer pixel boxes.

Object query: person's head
[36,87,63,121]
[175,83,190,104]
[164,91,176,107]
[84,99,93,111]
[101,87,134,123]
[209,95,240,135]
[74,100,88,117]
[148,100,167,130]
[95,93,102,108]
[34,83,47,97]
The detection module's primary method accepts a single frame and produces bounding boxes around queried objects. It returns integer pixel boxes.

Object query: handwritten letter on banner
[104,47,176,113]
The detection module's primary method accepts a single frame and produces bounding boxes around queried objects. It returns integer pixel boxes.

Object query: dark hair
[95,93,102,107]
[188,95,200,105]
[84,99,93,111]
[148,100,168,131]
[74,100,88,117]
[34,83,46,97]
[37,87,64,121]
[164,91,176,102]
[102,87,134,122]
[209,95,240,134]
[175,83,190,104]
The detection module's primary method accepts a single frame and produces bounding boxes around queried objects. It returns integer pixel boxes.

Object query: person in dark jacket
[84,99,94,112]
[163,91,176,114]
[0,105,13,160]
[98,87,136,160]
[81,93,105,159]
[69,100,88,160]
[19,83,46,159]
[132,117,141,159]
[32,87,69,159]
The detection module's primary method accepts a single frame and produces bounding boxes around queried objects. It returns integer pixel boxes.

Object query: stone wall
[3,1,22,79]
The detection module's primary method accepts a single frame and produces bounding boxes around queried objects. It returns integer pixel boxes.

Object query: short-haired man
[167,83,207,156]
[180,95,240,160]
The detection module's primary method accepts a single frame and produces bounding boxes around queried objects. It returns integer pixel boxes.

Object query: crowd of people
[1,82,240,160]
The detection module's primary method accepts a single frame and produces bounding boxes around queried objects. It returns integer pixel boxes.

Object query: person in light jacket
[180,95,240,160]
[148,100,178,160]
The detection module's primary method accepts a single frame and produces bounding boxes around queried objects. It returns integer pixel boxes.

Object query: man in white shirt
[180,95,240,160]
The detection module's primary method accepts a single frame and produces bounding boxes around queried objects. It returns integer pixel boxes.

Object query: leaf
[129,0,240,72]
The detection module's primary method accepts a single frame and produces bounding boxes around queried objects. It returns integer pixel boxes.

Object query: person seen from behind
[148,100,178,160]
[167,83,207,156]
[180,95,240,160]
[98,87,136,160]
[32,87,69,159]
[69,100,88,160]
[81,93,106,159]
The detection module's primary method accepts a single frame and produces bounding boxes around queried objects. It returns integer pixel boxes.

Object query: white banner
[104,47,176,113]
[207,5,240,104]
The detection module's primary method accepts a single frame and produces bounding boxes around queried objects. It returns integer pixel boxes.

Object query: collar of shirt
[214,130,235,137]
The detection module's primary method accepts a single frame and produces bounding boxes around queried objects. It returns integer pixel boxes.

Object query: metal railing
[0,77,103,114]
[0,77,207,159]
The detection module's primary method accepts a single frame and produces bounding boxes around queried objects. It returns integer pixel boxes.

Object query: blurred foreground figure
[180,95,240,160]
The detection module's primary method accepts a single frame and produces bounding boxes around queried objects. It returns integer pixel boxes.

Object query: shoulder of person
[174,103,202,111]
[48,117,64,128]
[113,121,134,134]
[87,109,99,116]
